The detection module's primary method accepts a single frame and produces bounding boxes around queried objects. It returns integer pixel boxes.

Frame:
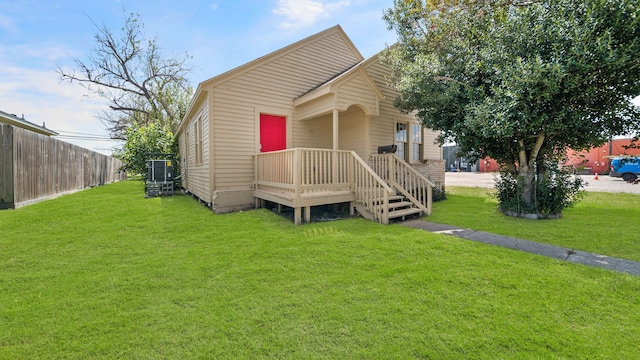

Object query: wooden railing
[351,151,394,225]
[369,153,434,215]
[255,148,394,224]
[255,148,352,197]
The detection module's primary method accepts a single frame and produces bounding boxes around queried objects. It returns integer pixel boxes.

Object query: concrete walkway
[401,220,640,276]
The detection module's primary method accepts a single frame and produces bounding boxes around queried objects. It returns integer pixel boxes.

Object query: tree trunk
[517,134,545,212]
[520,164,536,208]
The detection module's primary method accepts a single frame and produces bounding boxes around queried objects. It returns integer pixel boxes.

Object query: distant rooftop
[0,109,58,136]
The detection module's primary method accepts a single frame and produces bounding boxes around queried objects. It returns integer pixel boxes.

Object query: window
[395,122,407,161]
[411,124,423,162]
[195,116,203,164]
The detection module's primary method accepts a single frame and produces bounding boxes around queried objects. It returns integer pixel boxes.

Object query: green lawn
[1,181,639,359]
[429,187,640,262]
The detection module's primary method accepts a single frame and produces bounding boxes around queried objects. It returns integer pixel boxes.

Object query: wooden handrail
[350,151,394,193]
[350,151,394,224]
[370,153,434,216]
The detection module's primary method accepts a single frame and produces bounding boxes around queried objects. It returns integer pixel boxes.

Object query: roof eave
[0,110,59,136]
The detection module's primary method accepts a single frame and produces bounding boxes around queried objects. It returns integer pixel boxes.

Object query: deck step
[388,201,412,209]
[368,195,404,204]
[388,207,423,220]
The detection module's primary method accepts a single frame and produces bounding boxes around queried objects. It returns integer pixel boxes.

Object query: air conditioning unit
[145,159,174,197]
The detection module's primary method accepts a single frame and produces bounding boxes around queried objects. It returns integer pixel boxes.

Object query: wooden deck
[254,148,434,225]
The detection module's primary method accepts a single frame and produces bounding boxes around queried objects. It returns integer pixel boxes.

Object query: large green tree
[113,123,176,178]
[384,0,640,216]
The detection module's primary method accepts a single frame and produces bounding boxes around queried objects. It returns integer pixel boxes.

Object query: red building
[564,138,640,175]
[471,138,640,174]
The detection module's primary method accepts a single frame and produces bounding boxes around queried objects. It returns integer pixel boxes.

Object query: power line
[52,129,122,142]
[53,129,111,136]
[54,135,121,142]
[55,138,119,142]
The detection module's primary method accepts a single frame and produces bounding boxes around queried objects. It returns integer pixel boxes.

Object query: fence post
[0,125,15,208]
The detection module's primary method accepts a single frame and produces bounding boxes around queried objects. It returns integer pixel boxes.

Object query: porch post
[332,108,339,150]
[332,108,339,184]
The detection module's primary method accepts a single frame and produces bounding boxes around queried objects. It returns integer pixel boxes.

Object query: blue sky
[0,0,397,154]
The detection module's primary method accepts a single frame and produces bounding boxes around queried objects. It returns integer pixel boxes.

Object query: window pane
[397,142,406,161]
[411,143,422,161]
[412,124,422,144]
[396,123,407,142]
[396,122,407,160]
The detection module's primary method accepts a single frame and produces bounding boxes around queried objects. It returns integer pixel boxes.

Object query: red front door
[259,114,286,152]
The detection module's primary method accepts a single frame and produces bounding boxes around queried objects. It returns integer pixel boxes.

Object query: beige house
[177,25,445,225]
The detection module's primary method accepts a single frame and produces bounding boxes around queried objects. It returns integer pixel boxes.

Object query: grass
[430,187,640,262]
[1,181,639,358]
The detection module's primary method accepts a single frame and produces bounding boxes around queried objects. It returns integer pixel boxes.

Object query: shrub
[494,163,585,218]
[432,183,447,202]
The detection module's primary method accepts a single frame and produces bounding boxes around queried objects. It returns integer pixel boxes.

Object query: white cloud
[210,3,219,11]
[0,61,120,155]
[0,14,17,33]
[273,0,351,30]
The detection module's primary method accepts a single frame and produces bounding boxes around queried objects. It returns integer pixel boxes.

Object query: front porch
[254,148,434,225]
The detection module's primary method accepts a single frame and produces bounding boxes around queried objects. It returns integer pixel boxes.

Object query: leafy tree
[58,12,192,140]
[113,123,176,178]
[384,0,640,216]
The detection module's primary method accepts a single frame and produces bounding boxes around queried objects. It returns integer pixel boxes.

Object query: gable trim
[294,62,385,106]
[200,25,363,89]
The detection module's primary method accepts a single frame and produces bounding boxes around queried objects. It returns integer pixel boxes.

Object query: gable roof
[178,25,363,134]
[0,109,58,136]
[200,25,362,88]
[293,59,385,107]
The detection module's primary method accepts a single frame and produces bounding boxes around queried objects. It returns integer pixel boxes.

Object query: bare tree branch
[57,11,192,140]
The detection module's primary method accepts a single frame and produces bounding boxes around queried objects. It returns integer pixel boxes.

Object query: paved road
[446,172,640,194]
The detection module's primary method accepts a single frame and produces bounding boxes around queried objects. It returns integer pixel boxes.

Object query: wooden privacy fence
[0,124,126,209]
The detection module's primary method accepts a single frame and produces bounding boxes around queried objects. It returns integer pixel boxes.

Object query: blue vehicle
[609,157,639,182]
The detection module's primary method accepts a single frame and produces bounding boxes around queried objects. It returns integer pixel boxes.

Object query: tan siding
[210,31,362,191]
[338,108,367,158]
[182,102,211,203]
[424,129,442,160]
[364,60,398,156]
[364,58,442,160]
[337,73,378,115]
[369,116,394,155]
[293,115,333,149]
[211,86,255,189]
[294,94,334,120]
